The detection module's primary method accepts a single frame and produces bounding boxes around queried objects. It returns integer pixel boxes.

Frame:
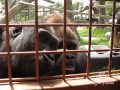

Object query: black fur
[0,14,86,78]
[0,27,59,78]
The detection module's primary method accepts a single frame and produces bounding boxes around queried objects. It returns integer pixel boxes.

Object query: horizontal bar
[0,24,120,27]
[0,70,120,83]
[0,49,113,55]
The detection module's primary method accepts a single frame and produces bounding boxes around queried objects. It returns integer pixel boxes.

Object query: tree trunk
[99,0,106,24]
[66,0,73,20]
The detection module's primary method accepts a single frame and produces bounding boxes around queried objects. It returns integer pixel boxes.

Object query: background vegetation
[77,27,111,46]
[1,0,120,46]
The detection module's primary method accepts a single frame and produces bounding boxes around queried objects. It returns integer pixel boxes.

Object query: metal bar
[0,69,120,83]
[34,0,40,81]
[1,23,120,27]
[108,0,116,76]
[0,0,119,84]
[0,48,112,56]
[62,0,67,80]
[4,0,13,86]
[86,0,93,78]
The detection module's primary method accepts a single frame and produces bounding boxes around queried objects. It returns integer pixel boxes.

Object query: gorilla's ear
[38,29,58,50]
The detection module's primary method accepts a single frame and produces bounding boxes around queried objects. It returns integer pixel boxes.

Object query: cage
[0,0,120,90]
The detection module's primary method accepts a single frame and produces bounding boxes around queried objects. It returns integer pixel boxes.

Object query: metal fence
[0,0,120,87]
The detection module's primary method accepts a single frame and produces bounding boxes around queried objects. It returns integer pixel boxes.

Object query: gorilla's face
[6,27,59,77]
[0,13,80,78]
[9,27,58,52]
[53,38,79,75]
[54,53,78,75]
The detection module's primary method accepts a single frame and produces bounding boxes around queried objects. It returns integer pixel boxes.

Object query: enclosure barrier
[0,0,120,90]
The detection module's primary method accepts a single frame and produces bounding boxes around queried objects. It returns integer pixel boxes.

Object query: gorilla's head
[0,26,59,78]
[9,27,58,51]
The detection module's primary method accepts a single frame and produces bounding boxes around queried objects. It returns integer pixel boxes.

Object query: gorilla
[44,14,87,75]
[0,13,86,78]
[0,27,59,78]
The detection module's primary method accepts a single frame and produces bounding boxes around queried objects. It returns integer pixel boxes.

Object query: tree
[55,2,63,10]
[8,0,17,9]
[72,1,83,11]
[55,0,73,21]
[66,0,73,20]
[0,0,34,23]
[99,0,106,24]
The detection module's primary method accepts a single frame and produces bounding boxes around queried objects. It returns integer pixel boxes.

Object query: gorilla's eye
[13,27,22,37]
[67,44,76,50]
[58,40,77,50]
[67,42,77,50]
[58,41,63,49]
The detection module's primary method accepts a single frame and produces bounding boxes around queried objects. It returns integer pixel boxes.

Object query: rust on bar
[86,0,93,78]
[34,0,40,81]
[4,0,13,86]
[1,23,119,27]
[62,0,67,80]
[0,0,120,85]
[0,48,112,56]
[108,0,116,76]
[0,69,120,83]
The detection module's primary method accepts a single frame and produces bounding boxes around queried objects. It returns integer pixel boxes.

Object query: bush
[77,27,111,46]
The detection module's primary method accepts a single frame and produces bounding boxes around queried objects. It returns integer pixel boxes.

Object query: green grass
[80,38,109,45]
[77,27,111,46]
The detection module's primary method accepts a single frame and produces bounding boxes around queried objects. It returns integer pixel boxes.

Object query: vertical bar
[86,0,92,78]
[62,0,67,80]
[108,0,116,76]
[4,0,13,87]
[34,0,39,80]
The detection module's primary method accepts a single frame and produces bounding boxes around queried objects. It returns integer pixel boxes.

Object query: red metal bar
[4,0,13,86]
[0,69,119,83]
[62,0,67,80]
[0,48,112,56]
[86,0,93,78]
[34,0,40,81]
[108,0,116,76]
[1,23,120,27]
[0,0,119,85]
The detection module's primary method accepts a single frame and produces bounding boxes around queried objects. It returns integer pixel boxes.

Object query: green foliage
[105,1,112,16]
[55,2,63,10]
[1,0,13,5]
[77,28,89,37]
[80,37,108,46]
[72,1,84,11]
[92,28,110,37]
[78,27,110,37]
[77,27,111,46]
